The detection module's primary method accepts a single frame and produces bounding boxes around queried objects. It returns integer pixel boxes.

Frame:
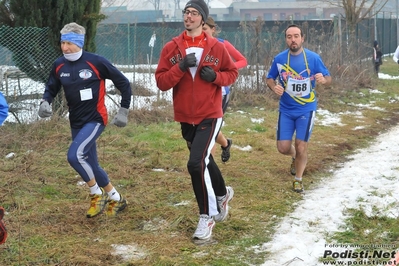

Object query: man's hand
[38,100,52,118]
[179,53,197,71]
[200,66,216,82]
[271,84,284,96]
[314,73,327,85]
[315,73,332,86]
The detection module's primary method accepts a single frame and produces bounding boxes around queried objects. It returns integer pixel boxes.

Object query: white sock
[89,183,102,195]
[108,188,121,201]
[295,176,302,181]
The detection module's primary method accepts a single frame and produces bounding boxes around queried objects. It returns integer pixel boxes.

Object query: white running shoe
[192,214,215,240]
[213,186,234,222]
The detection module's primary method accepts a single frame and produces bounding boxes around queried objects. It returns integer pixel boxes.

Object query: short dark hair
[285,24,303,37]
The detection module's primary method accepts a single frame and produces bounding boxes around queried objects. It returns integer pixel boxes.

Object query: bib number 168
[291,83,307,92]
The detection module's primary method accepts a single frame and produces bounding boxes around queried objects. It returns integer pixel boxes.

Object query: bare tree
[146,0,161,10]
[0,0,13,26]
[173,0,181,11]
[326,0,389,35]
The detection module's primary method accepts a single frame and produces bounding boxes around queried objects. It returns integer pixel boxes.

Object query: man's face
[285,27,304,53]
[183,8,203,31]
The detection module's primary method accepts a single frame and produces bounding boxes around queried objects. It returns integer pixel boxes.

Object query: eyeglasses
[182,9,200,17]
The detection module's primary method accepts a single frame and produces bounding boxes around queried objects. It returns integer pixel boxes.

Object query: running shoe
[106,195,128,216]
[290,157,296,175]
[86,188,109,218]
[292,180,304,193]
[192,214,215,240]
[221,138,232,163]
[213,186,234,222]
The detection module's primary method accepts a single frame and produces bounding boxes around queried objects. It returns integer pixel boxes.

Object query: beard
[289,45,301,53]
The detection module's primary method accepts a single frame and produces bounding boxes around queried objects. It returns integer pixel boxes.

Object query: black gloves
[200,66,216,82]
[179,53,197,71]
[179,53,216,82]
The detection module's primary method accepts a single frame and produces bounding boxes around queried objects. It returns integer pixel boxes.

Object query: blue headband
[60,33,85,48]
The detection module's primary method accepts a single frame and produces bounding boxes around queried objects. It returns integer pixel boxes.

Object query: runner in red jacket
[156,32,238,124]
[155,0,238,242]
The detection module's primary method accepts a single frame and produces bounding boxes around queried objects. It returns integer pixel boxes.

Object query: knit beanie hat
[373,40,378,48]
[184,0,209,22]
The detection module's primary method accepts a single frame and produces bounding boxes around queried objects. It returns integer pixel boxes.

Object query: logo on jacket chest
[170,54,183,65]
[169,53,220,66]
[79,69,93,80]
[60,72,70,77]
[203,54,220,66]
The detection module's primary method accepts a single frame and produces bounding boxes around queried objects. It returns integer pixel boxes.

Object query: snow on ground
[257,73,399,265]
[4,64,399,263]
[257,126,399,265]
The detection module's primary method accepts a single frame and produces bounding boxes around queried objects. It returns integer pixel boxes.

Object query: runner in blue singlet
[266,24,332,193]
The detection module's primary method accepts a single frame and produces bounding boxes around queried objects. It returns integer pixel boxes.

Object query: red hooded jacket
[155,31,238,125]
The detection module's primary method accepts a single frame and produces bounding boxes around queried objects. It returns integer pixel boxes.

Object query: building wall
[100,1,372,23]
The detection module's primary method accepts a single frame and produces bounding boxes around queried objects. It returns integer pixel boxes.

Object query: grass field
[0,58,398,265]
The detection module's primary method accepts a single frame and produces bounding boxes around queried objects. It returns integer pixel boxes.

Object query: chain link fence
[0,26,56,124]
[0,17,397,123]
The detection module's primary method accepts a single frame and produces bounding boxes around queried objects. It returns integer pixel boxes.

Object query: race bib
[286,77,311,98]
[185,47,204,79]
[80,88,93,101]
